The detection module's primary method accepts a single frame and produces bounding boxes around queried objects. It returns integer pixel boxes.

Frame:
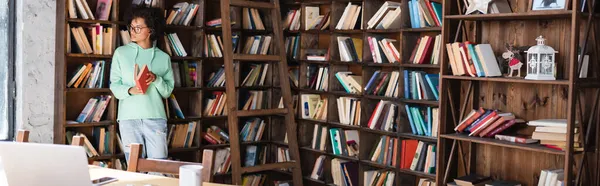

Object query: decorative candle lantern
[525,35,557,80]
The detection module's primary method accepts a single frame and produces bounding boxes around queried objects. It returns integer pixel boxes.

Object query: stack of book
[300,94,328,120]
[167,122,197,148]
[335,72,362,94]
[329,129,359,157]
[213,148,232,174]
[204,92,227,116]
[418,178,436,186]
[306,49,329,61]
[73,95,111,123]
[364,170,395,186]
[164,33,187,57]
[285,36,300,59]
[244,145,267,167]
[242,174,266,186]
[445,42,503,77]
[405,105,438,137]
[204,34,240,57]
[242,8,266,30]
[367,101,398,132]
[311,125,328,151]
[166,94,184,119]
[367,1,402,29]
[240,118,266,142]
[241,91,268,110]
[69,24,113,55]
[205,18,237,28]
[337,36,363,62]
[288,68,299,87]
[310,155,326,180]
[336,97,361,126]
[206,66,226,87]
[304,6,330,30]
[241,63,269,86]
[241,36,272,55]
[165,2,200,26]
[283,9,301,31]
[365,71,400,97]
[400,140,436,174]
[203,125,230,145]
[335,2,362,30]
[171,61,198,87]
[454,108,527,138]
[120,30,131,46]
[408,0,442,28]
[408,35,442,65]
[307,65,329,91]
[404,70,439,101]
[65,131,100,157]
[450,175,492,186]
[529,119,580,150]
[276,147,291,171]
[367,36,400,63]
[67,61,106,88]
[369,135,397,166]
[68,0,113,20]
[331,159,358,186]
[538,169,564,186]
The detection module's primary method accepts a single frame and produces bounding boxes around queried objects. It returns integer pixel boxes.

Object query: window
[0,0,14,140]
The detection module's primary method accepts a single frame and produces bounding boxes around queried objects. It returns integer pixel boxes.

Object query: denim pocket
[144,119,168,135]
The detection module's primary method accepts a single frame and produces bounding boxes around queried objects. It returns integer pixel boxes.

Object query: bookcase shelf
[441,75,571,85]
[67,18,118,25]
[443,11,574,21]
[65,121,114,128]
[66,53,113,59]
[398,133,437,143]
[440,134,565,155]
[66,88,112,93]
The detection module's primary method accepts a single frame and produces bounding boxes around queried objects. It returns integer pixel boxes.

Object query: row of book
[242,8,266,30]
[306,7,331,31]
[365,170,395,186]
[165,2,200,26]
[337,36,363,62]
[241,91,268,110]
[68,61,106,89]
[454,108,525,138]
[69,25,114,55]
[241,63,269,87]
[335,72,362,94]
[244,145,267,167]
[285,36,300,59]
[330,129,359,157]
[365,71,400,97]
[242,174,266,186]
[172,61,198,88]
[367,1,402,29]
[446,42,502,77]
[400,140,436,174]
[166,94,184,119]
[65,130,110,157]
[204,34,240,57]
[406,105,439,137]
[311,125,329,151]
[283,9,301,31]
[336,97,361,126]
[332,159,359,185]
[336,3,362,30]
[404,70,439,101]
[538,169,564,186]
[408,0,442,28]
[204,92,228,116]
[206,66,226,87]
[368,36,400,63]
[167,122,197,148]
[241,35,272,55]
[300,94,328,120]
[409,34,442,65]
[203,125,230,145]
[213,148,232,175]
[68,0,112,20]
[307,65,329,91]
[528,119,580,150]
[164,33,187,57]
[368,101,398,132]
[369,135,397,166]
[74,95,111,123]
[276,147,291,171]
[240,118,266,142]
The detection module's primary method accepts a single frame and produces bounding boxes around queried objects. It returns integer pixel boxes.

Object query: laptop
[0,142,93,186]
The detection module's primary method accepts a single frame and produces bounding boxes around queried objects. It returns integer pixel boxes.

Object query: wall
[14,0,56,143]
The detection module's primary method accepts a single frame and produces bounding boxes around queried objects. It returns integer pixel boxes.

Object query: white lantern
[525,35,557,80]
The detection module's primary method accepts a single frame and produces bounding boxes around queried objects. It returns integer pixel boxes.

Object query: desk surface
[89,165,179,186]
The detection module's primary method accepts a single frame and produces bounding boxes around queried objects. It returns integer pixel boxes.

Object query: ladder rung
[230,0,275,9]
[241,162,296,174]
[233,54,280,61]
[236,108,288,117]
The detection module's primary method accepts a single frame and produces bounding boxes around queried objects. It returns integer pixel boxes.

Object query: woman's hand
[129,87,143,95]
[146,72,156,85]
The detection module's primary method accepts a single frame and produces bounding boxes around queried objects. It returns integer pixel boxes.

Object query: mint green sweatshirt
[110,43,174,121]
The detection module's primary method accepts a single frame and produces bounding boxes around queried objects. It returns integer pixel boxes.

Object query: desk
[89,165,179,186]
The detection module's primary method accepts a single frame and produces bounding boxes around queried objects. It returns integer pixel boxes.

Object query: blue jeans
[119,119,168,162]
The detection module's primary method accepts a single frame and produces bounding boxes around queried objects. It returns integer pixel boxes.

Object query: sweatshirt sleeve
[109,51,132,100]
[153,58,174,99]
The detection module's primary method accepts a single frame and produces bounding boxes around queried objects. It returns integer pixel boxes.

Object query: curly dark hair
[125,7,165,42]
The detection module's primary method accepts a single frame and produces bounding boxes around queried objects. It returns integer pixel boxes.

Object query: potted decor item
[525,35,557,80]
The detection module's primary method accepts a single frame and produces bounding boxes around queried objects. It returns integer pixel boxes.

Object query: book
[454,175,492,186]
[134,64,151,94]
[494,134,539,144]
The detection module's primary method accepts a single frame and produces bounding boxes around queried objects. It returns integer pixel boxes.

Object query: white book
[348,6,362,29]
[260,36,272,55]
[372,37,383,63]
[528,119,568,127]
[475,44,502,77]
[305,6,320,30]
[335,3,353,29]
[172,33,188,56]
[367,1,402,28]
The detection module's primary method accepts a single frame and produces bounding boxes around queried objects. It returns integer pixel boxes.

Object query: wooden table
[88,165,179,186]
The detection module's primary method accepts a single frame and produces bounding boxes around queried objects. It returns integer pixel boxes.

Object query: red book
[455,107,485,132]
[408,38,421,63]
[468,111,498,136]
[134,64,151,94]
[417,37,434,64]
[203,133,219,144]
[367,101,383,128]
[494,134,539,144]
[400,139,418,169]
[424,0,440,26]
[485,119,518,137]
[392,138,398,167]
[478,115,515,137]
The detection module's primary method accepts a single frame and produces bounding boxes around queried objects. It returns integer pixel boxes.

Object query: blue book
[329,129,341,155]
[413,107,427,135]
[335,73,353,93]
[413,0,421,28]
[425,74,440,100]
[403,70,410,99]
[365,71,380,92]
[405,105,417,134]
[427,107,432,136]
[411,71,419,100]
[408,1,416,28]
[431,2,443,26]
[467,44,485,77]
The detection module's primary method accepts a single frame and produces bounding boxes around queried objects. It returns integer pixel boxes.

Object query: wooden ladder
[218,0,303,185]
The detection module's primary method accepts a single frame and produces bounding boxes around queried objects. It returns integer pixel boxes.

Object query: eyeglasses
[128,25,148,34]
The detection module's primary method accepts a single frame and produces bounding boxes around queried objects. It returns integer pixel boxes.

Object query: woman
[110,7,174,161]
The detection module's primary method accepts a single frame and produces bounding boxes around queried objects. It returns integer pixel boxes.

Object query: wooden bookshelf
[281,0,442,185]
[437,0,600,185]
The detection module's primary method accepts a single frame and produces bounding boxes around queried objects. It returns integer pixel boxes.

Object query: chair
[16,130,30,142]
[127,143,203,175]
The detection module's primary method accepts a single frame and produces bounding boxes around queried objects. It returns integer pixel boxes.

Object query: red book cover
[134,64,151,94]
[367,101,383,128]
[210,92,223,115]
[386,41,400,62]
[203,133,219,144]
[408,38,421,63]
[460,42,477,77]
[372,73,389,94]
[455,107,485,132]
[485,119,518,137]
[424,0,440,26]
[400,139,418,169]
[469,111,498,136]
[417,37,434,64]
[478,116,514,137]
